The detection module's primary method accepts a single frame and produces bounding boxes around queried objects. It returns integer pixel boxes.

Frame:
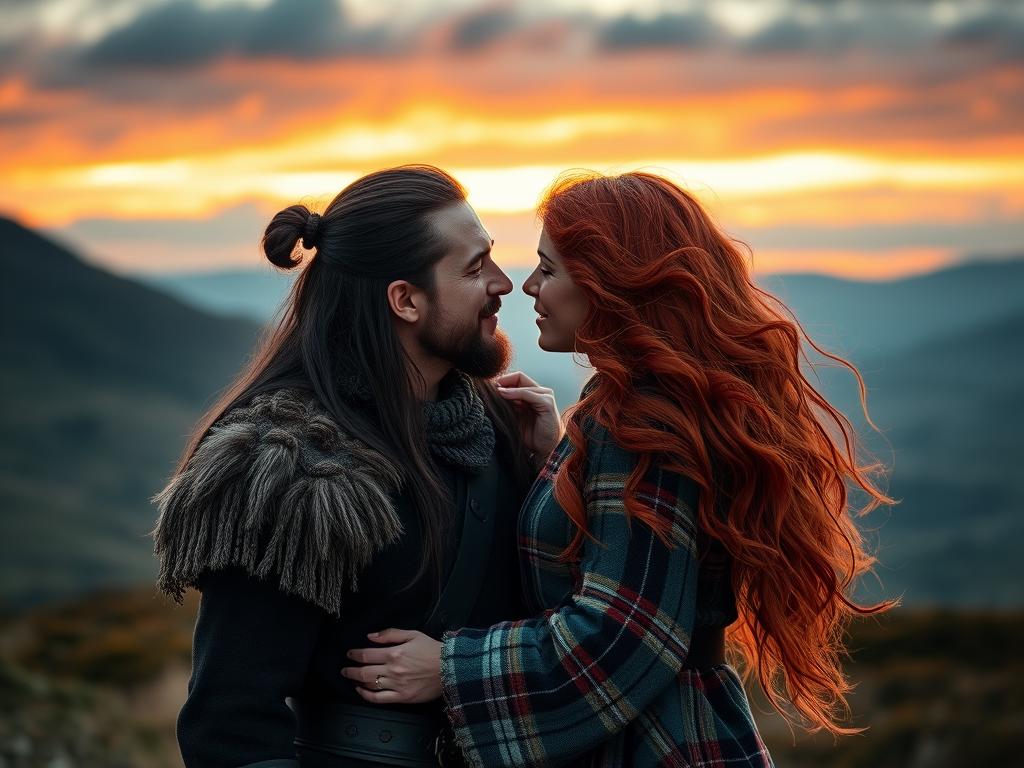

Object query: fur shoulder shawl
[152,388,404,616]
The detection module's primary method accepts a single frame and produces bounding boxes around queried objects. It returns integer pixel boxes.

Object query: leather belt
[681,626,727,669]
[292,700,447,767]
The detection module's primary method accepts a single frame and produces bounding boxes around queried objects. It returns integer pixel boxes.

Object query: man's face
[418,201,514,377]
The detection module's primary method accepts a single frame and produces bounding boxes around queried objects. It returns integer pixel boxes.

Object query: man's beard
[419,299,512,378]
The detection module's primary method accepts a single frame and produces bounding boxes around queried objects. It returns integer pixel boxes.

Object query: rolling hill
[0,218,261,607]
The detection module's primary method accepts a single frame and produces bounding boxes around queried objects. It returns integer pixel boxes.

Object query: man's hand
[495,370,563,462]
[341,629,443,704]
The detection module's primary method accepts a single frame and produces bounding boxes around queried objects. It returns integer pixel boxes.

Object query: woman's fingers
[339,663,388,685]
[345,628,421,665]
[496,386,555,411]
[355,687,406,704]
[495,370,540,389]
[369,628,419,644]
[346,646,393,664]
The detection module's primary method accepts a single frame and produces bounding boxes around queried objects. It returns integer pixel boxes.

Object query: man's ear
[386,279,427,324]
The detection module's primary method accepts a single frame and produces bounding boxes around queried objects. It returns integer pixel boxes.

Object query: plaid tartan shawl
[440,421,775,767]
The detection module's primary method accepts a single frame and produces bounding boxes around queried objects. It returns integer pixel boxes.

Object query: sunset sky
[1,0,1022,278]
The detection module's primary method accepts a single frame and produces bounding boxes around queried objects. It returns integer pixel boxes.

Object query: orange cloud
[2,11,1021,280]
[749,248,956,280]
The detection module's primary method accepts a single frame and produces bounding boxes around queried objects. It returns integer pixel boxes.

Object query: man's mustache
[480,299,501,318]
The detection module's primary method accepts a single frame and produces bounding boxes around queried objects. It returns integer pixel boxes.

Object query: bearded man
[152,165,559,767]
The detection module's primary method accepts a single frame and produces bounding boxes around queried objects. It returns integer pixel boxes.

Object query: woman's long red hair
[543,171,898,736]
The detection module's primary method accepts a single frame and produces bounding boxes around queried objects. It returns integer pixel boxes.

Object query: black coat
[177,456,527,768]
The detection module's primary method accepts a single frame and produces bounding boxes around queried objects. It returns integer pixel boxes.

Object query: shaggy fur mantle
[152,388,404,616]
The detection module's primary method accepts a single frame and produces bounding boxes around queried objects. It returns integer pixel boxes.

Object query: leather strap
[424,460,500,636]
[292,700,442,767]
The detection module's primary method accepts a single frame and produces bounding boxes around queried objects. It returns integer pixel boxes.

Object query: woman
[342,171,897,767]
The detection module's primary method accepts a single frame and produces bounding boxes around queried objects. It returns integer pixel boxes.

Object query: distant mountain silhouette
[821,309,1024,607]
[0,217,261,606]
[759,260,1024,358]
[144,258,1024,358]
[2,217,1022,608]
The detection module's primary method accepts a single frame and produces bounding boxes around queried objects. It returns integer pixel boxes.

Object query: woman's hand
[495,370,563,461]
[340,629,443,704]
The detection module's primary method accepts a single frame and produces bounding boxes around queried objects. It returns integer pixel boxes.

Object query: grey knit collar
[341,368,495,472]
[423,370,495,472]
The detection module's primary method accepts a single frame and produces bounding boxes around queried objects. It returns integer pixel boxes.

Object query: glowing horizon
[2,0,1022,278]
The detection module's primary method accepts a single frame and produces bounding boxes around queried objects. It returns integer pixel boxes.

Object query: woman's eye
[540,267,553,277]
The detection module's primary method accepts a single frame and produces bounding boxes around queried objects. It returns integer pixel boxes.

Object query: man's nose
[491,267,514,295]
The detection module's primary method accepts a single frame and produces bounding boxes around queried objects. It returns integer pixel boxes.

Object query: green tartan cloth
[440,415,775,767]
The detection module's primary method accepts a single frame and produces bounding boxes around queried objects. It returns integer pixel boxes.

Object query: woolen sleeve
[176,566,325,768]
[439,425,702,767]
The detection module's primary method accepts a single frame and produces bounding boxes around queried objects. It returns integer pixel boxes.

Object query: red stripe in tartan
[588,585,689,657]
[559,638,609,696]
[506,670,532,718]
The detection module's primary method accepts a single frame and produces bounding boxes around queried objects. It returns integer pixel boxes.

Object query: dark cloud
[84,2,233,68]
[5,0,1021,95]
[448,4,519,52]
[598,12,722,50]
[944,10,1024,60]
[0,38,24,70]
[742,19,813,53]
[741,5,935,54]
[80,0,391,70]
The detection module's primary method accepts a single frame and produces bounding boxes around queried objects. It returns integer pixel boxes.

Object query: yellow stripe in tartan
[583,479,698,548]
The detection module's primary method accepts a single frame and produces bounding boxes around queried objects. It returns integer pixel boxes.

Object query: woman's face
[522,227,590,353]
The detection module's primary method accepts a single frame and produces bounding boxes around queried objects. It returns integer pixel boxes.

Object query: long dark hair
[172,165,531,591]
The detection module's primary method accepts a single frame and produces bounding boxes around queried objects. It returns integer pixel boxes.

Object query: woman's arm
[177,567,325,768]
[347,425,702,767]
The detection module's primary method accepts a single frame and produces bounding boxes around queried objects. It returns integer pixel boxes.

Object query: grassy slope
[0,218,261,606]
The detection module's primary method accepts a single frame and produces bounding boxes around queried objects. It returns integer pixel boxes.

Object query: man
[152,165,558,767]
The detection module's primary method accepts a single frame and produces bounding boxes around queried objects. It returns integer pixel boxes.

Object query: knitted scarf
[341,367,495,473]
[422,370,495,472]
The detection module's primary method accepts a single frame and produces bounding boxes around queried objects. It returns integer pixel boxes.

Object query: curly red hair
[541,170,898,736]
